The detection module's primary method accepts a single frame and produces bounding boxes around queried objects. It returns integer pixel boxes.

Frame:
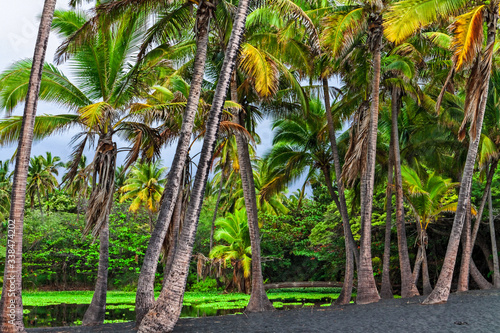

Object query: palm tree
[210,208,252,293]
[321,0,387,304]
[90,0,220,321]
[26,155,59,216]
[0,0,56,331]
[386,0,499,305]
[0,9,163,325]
[401,164,460,294]
[120,160,167,228]
[66,155,90,222]
[138,0,253,330]
[266,98,336,201]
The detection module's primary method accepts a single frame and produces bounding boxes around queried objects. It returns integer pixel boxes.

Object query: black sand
[27,289,500,333]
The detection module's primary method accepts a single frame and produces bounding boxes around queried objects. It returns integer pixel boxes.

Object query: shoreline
[27,288,500,332]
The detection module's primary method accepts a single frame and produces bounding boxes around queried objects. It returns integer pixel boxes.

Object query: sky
[0,1,302,194]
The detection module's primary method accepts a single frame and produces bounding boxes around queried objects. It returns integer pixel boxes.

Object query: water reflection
[24,300,331,328]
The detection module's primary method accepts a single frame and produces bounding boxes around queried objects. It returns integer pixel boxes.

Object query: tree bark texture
[135,4,212,324]
[137,0,251,330]
[391,88,419,298]
[457,202,472,292]
[0,1,57,331]
[231,73,274,312]
[82,218,110,325]
[488,178,500,287]
[209,171,224,251]
[380,154,394,299]
[423,8,498,304]
[356,13,383,304]
[322,79,357,305]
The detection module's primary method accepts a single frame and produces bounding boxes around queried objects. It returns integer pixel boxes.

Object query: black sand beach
[27,289,500,333]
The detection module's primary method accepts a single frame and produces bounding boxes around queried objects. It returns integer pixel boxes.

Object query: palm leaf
[450,6,485,70]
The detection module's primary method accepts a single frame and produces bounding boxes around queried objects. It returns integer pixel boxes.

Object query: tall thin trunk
[458,201,472,292]
[82,138,116,325]
[322,79,357,305]
[210,171,224,251]
[488,177,500,287]
[391,88,419,298]
[0,1,56,331]
[421,246,432,295]
[135,3,212,324]
[357,13,383,304]
[231,72,273,312]
[412,245,423,287]
[36,187,44,218]
[380,154,394,299]
[82,218,109,325]
[424,9,498,304]
[137,0,250,330]
[471,160,497,249]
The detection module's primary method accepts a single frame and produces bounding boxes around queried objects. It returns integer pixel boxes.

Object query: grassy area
[20,287,344,307]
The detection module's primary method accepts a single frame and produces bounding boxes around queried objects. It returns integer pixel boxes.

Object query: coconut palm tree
[120,160,167,228]
[266,98,336,201]
[386,0,499,305]
[138,0,253,330]
[26,155,59,216]
[0,0,56,331]
[401,164,461,294]
[210,208,252,293]
[65,155,90,222]
[0,9,165,325]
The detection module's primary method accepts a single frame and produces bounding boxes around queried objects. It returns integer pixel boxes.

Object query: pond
[23,299,334,328]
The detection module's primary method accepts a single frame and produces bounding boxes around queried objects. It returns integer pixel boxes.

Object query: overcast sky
[0,1,301,193]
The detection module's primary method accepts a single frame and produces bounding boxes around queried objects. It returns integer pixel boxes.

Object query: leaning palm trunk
[488,179,500,287]
[356,13,383,305]
[380,153,394,299]
[322,79,357,304]
[135,2,213,324]
[0,1,57,331]
[424,8,498,304]
[82,137,117,325]
[391,88,419,298]
[458,202,472,292]
[231,74,274,312]
[137,0,250,330]
[209,170,224,251]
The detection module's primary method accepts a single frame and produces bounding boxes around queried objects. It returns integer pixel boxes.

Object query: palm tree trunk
[135,3,212,324]
[322,78,359,264]
[82,217,109,325]
[322,79,357,305]
[391,87,419,298]
[470,258,493,289]
[36,187,44,219]
[488,178,500,287]
[412,245,423,287]
[357,13,383,305]
[458,201,472,292]
[231,72,274,312]
[137,0,251,330]
[471,160,497,249]
[210,170,224,251]
[0,1,56,331]
[421,247,432,295]
[162,180,184,288]
[82,138,116,325]
[424,9,498,304]
[380,153,394,299]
